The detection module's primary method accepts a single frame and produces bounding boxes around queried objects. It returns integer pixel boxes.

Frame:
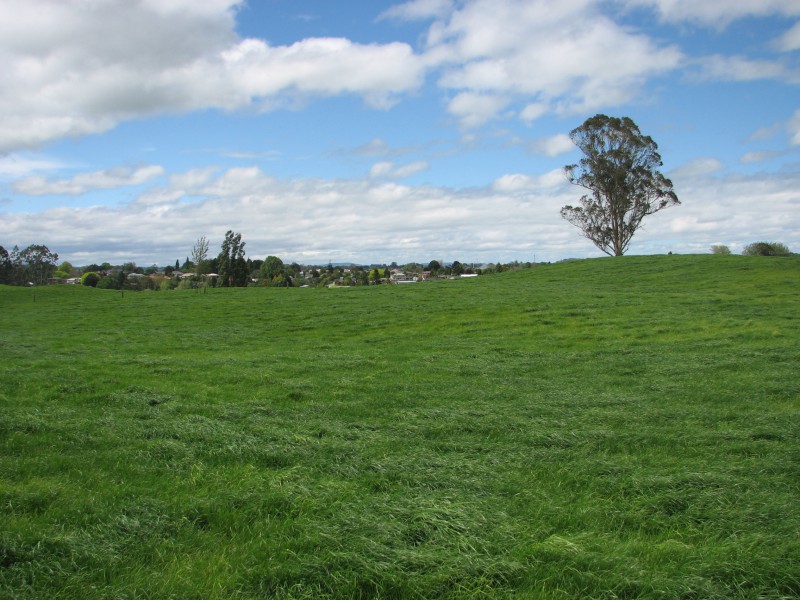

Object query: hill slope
[1,255,798,598]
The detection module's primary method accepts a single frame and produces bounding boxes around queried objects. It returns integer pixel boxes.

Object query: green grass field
[1,254,798,599]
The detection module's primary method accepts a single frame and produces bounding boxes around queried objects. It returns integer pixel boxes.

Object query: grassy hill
[1,255,798,598]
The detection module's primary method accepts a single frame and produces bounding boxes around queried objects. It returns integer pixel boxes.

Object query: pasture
[1,254,798,598]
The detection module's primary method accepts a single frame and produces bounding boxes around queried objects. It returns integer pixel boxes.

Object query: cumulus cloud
[0,0,795,154]
[13,165,165,195]
[2,163,798,265]
[426,0,683,125]
[0,166,574,264]
[220,37,425,110]
[0,0,425,152]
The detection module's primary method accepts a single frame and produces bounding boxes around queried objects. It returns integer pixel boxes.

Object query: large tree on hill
[561,114,680,256]
[217,230,248,287]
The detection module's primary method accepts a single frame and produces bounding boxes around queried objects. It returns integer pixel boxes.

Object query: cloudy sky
[1,0,799,266]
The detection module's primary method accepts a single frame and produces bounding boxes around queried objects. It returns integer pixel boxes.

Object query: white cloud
[12,165,165,195]
[520,103,549,124]
[220,37,425,110]
[739,150,795,164]
[492,169,567,192]
[378,0,454,21]
[352,138,392,157]
[3,165,799,265]
[0,153,66,179]
[669,157,724,180]
[775,21,800,52]
[0,0,426,152]
[369,160,429,179]
[169,167,221,191]
[422,0,683,127]
[532,134,575,158]
[622,0,800,27]
[369,162,394,178]
[446,92,509,128]
[692,54,800,84]
[789,109,800,145]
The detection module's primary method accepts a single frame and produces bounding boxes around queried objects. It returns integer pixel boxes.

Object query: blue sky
[1,0,798,266]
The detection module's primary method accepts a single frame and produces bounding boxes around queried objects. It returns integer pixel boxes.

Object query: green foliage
[191,236,210,275]
[562,114,680,256]
[16,243,59,285]
[1,255,798,598]
[0,246,11,284]
[96,275,120,289]
[710,244,731,255]
[742,241,792,256]
[268,274,292,288]
[260,255,284,281]
[177,277,197,290]
[217,230,248,287]
[81,272,101,287]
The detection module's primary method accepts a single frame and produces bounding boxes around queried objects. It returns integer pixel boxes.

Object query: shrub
[96,276,120,290]
[81,272,101,287]
[710,244,731,255]
[742,242,792,256]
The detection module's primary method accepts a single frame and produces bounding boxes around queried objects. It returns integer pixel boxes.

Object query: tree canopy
[217,231,248,287]
[191,236,210,275]
[561,114,679,256]
[260,255,284,281]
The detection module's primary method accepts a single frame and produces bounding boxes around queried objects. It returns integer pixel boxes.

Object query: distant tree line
[0,244,60,286]
[4,232,792,290]
[710,242,794,257]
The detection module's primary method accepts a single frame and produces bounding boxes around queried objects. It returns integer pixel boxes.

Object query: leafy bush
[81,272,101,287]
[742,242,792,256]
[710,244,731,255]
[96,276,120,290]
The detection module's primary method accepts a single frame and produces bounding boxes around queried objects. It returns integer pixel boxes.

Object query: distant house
[390,272,418,284]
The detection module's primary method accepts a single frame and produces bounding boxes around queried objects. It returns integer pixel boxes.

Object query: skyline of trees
[4,231,791,289]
